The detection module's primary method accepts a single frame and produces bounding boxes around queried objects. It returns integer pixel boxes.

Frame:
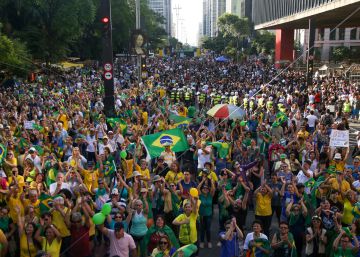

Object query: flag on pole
[141,128,189,159]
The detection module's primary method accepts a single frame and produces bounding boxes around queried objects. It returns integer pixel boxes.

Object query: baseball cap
[280,154,287,159]
[334,153,342,160]
[111,188,119,195]
[29,147,36,153]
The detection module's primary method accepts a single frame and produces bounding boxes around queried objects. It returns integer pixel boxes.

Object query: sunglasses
[159,241,168,245]
[115,216,122,219]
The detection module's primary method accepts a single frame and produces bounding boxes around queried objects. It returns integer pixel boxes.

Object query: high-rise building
[202,0,226,37]
[226,0,252,20]
[148,0,172,36]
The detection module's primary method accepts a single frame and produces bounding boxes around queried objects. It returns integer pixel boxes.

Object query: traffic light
[101,17,109,23]
[101,16,110,37]
[141,57,146,71]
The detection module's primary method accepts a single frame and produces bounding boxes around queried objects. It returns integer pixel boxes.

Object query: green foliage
[251,31,275,55]
[331,46,351,62]
[218,14,250,39]
[0,26,31,76]
[0,0,167,63]
[201,14,251,59]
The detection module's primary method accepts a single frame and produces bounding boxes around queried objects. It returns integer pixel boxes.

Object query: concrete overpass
[253,0,360,70]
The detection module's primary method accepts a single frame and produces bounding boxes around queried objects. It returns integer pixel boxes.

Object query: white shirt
[49,182,71,195]
[297,169,314,194]
[197,149,211,169]
[86,134,96,152]
[306,114,318,128]
[96,123,108,139]
[244,232,268,250]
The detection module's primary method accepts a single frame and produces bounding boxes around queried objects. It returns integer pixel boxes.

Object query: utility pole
[136,0,141,83]
[173,5,182,39]
[100,0,115,116]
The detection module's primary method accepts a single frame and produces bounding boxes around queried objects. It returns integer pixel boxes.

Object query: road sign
[104,63,112,71]
[104,72,113,80]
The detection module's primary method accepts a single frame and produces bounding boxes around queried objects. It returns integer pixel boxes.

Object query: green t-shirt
[199,193,212,216]
[188,106,196,118]
[334,246,355,257]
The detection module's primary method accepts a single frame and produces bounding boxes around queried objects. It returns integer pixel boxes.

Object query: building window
[339,28,345,40]
[350,28,357,40]
[318,28,325,41]
[330,28,336,40]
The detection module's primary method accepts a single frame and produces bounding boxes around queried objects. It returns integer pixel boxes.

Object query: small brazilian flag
[208,141,229,159]
[107,117,127,134]
[169,114,192,128]
[104,160,116,176]
[141,128,189,158]
[276,111,288,124]
[32,123,44,132]
[171,244,198,257]
[32,145,44,156]
[39,193,55,214]
[45,168,58,187]
[304,178,315,188]
[0,144,7,164]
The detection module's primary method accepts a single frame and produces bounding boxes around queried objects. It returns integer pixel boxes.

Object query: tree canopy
[0,0,168,72]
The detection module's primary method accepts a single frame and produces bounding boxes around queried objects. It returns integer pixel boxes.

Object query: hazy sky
[172,0,203,46]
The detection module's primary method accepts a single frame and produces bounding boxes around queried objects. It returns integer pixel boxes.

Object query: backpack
[322,114,332,126]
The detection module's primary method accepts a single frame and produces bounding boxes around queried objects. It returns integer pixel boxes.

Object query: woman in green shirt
[198,178,215,249]
[333,229,359,257]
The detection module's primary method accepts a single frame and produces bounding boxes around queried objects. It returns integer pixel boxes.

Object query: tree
[251,30,275,55]
[218,13,250,40]
[201,14,252,59]
[0,24,31,76]
[331,46,351,62]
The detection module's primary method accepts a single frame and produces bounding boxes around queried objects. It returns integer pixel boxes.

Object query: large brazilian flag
[141,128,189,158]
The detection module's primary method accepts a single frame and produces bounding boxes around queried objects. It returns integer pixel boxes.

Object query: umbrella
[215,56,229,62]
[207,104,245,120]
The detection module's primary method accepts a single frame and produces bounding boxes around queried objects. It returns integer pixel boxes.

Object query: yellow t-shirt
[58,114,69,130]
[135,165,150,180]
[297,130,310,139]
[198,171,218,182]
[125,159,134,179]
[330,160,346,172]
[20,233,38,257]
[175,212,198,244]
[8,196,24,223]
[342,199,354,225]
[81,169,99,193]
[42,237,62,257]
[23,199,41,218]
[52,208,70,237]
[178,107,188,117]
[165,171,184,185]
[255,193,272,216]
[141,112,148,125]
[328,178,350,202]
[4,157,17,177]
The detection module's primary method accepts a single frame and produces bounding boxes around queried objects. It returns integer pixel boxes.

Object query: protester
[0,55,358,257]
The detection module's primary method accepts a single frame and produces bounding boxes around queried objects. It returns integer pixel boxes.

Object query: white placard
[24,120,35,130]
[329,129,349,147]
[326,105,335,113]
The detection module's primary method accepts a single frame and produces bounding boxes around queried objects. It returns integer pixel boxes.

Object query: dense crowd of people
[0,55,359,257]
